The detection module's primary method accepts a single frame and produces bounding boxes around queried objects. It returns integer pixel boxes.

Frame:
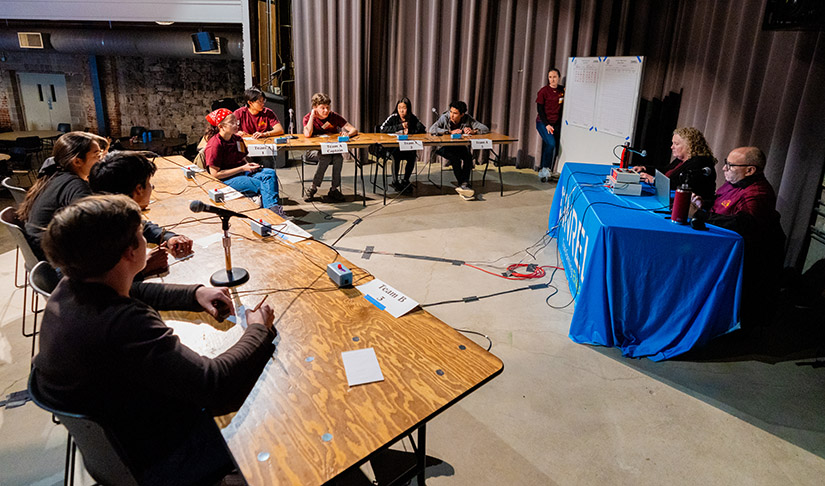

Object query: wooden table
[149,155,503,485]
[0,130,63,142]
[0,153,9,162]
[247,132,517,204]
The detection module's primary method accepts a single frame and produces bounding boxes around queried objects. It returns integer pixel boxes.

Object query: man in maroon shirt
[692,146,785,330]
[234,87,284,139]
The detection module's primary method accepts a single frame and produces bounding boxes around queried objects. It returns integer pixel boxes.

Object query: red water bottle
[671,184,690,224]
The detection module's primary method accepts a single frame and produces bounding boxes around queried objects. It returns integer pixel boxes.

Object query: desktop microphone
[189,200,251,220]
[270,65,287,77]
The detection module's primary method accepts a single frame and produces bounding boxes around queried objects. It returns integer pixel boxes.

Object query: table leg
[416,423,426,485]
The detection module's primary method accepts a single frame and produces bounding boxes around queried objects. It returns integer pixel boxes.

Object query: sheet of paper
[247,143,277,157]
[341,348,384,387]
[216,186,244,201]
[321,142,347,154]
[166,319,244,359]
[270,219,313,243]
[195,232,223,249]
[470,139,492,150]
[356,279,418,318]
[398,140,423,151]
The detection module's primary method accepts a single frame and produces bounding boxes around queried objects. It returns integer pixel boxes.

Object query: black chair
[28,367,141,486]
[129,126,146,138]
[29,260,61,299]
[2,177,28,288]
[368,126,393,205]
[56,123,72,133]
[16,136,44,164]
[1,207,45,359]
[149,129,165,140]
[7,146,34,184]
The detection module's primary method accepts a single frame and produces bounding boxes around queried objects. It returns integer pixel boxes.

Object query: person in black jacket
[89,151,194,276]
[379,97,427,192]
[33,194,277,485]
[632,126,717,201]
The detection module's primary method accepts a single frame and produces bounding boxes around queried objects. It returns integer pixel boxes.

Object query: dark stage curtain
[292,0,825,266]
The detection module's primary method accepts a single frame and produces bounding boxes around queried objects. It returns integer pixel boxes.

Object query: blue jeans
[225,168,279,207]
[536,120,560,169]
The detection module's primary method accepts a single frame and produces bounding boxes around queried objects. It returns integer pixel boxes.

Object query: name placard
[357,279,418,318]
[398,140,423,152]
[471,139,493,150]
[247,143,277,157]
[321,142,348,154]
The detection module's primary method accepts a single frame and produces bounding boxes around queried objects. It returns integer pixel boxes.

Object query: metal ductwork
[0,28,243,59]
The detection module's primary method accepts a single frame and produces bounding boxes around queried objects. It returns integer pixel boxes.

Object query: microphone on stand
[189,200,250,220]
[286,108,298,139]
[189,200,251,286]
[270,65,287,77]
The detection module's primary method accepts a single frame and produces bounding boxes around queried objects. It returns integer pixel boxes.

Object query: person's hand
[237,131,248,137]
[546,124,554,134]
[450,129,462,135]
[691,194,703,211]
[245,162,261,172]
[164,235,193,258]
[196,286,235,322]
[246,303,275,331]
[252,131,264,139]
[463,127,474,135]
[630,165,646,173]
[143,247,169,276]
[639,173,654,184]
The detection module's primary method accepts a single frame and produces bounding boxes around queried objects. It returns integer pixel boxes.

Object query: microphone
[286,108,298,138]
[687,167,712,176]
[432,107,439,117]
[625,146,647,157]
[189,200,251,220]
[270,65,286,77]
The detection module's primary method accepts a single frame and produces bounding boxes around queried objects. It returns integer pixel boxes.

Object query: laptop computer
[654,169,672,210]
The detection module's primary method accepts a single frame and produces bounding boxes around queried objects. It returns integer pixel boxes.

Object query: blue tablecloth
[548,163,743,361]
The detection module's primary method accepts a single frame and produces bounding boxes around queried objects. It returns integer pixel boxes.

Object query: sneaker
[303,186,317,202]
[455,183,474,198]
[268,204,292,220]
[327,188,346,203]
[251,195,263,207]
[539,167,550,183]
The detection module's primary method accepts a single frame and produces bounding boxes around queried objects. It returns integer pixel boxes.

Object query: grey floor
[1,159,824,485]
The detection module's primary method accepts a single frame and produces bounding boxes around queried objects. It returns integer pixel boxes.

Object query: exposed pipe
[0,28,243,59]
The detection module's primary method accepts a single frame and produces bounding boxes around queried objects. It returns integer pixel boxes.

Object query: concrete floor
[1,160,824,485]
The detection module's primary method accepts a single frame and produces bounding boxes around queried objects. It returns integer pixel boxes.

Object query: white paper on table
[247,143,277,157]
[321,142,347,154]
[194,232,223,249]
[270,219,313,243]
[398,140,423,151]
[166,319,244,358]
[341,348,384,387]
[356,279,418,318]
[470,139,493,150]
[183,164,205,173]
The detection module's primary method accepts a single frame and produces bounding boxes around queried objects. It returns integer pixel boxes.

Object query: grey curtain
[293,0,825,266]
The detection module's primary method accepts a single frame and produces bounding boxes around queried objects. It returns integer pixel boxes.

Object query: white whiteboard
[557,56,644,169]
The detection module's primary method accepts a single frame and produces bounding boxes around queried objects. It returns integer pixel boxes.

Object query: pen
[252,295,269,312]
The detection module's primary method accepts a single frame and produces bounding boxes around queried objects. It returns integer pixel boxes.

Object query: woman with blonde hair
[634,126,717,200]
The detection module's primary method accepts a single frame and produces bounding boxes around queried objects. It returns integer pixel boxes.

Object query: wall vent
[18,32,45,49]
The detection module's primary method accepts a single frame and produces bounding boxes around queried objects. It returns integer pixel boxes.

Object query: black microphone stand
[210,215,250,287]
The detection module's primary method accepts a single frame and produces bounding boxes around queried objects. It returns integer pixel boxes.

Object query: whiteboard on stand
[557,56,644,170]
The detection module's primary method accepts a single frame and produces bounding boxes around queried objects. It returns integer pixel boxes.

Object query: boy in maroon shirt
[302,92,358,202]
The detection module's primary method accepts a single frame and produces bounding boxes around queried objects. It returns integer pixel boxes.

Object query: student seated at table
[429,100,489,200]
[302,92,358,202]
[32,194,277,485]
[89,151,194,277]
[203,108,285,217]
[235,87,284,139]
[379,96,426,192]
[37,134,108,178]
[17,131,103,259]
[632,127,716,201]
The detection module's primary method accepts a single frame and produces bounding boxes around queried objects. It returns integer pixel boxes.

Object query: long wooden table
[0,130,63,142]
[149,155,503,485]
[246,132,517,204]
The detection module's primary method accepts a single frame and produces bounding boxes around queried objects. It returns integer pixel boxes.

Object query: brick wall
[0,50,244,144]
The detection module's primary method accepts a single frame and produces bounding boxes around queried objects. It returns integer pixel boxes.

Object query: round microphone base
[210,267,250,287]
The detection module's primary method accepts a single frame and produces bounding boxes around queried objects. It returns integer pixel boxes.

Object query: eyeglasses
[221,121,240,127]
[723,159,755,169]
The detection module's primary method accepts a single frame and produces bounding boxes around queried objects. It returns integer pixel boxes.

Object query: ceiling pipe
[0,28,243,59]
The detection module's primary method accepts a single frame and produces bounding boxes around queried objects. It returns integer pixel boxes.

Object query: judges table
[548,163,744,361]
[246,132,517,204]
[148,155,503,485]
